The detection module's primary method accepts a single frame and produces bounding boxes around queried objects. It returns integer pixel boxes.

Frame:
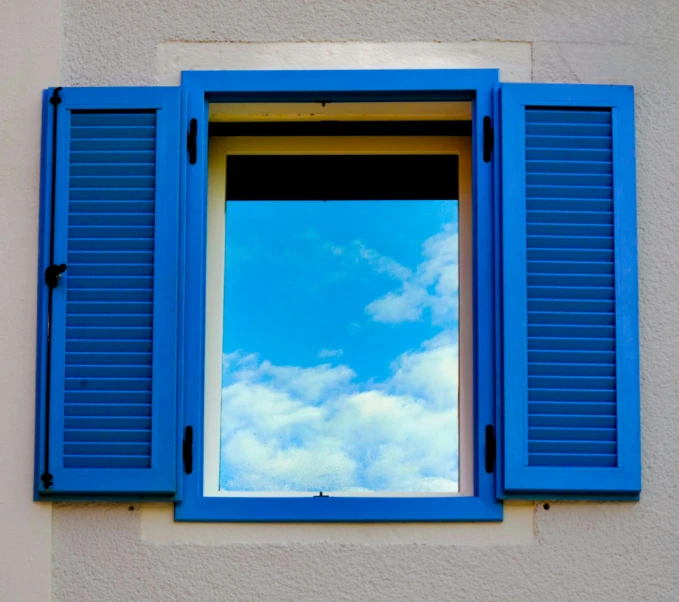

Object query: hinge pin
[45,263,67,289]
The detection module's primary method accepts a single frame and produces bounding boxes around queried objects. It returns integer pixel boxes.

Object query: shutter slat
[71,139,156,151]
[65,416,152,429]
[527,223,614,237]
[66,365,153,378]
[528,325,615,338]
[68,250,154,263]
[527,210,613,224]
[70,151,156,164]
[528,311,615,325]
[529,414,617,428]
[527,199,613,212]
[528,350,615,363]
[529,427,616,441]
[67,263,154,277]
[528,273,615,287]
[524,109,611,124]
[70,126,156,139]
[69,202,156,214]
[64,429,152,442]
[528,401,617,416]
[66,327,153,340]
[68,225,155,238]
[65,352,152,364]
[70,163,155,176]
[525,123,612,137]
[526,185,613,199]
[68,276,154,289]
[69,188,156,200]
[529,440,617,454]
[526,173,613,187]
[71,113,156,127]
[526,160,613,174]
[527,260,613,275]
[528,389,616,402]
[70,176,156,188]
[526,148,613,162]
[528,454,617,467]
[528,362,616,376]
[70,213,155,226]
[64,401,152,415]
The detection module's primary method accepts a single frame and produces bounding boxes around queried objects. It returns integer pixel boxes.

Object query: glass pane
[220,199,459,493]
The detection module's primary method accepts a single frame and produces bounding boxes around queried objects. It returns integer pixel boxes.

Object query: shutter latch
[183,426,193,474]
[45,263,67,289]
[485,424,496,473]
[187,118,198,165]
[483,116,494,163]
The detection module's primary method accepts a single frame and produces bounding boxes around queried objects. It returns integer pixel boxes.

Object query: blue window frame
[175,69,502,521]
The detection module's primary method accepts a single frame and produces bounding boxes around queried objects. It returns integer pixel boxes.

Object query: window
[35,71,641,519]
[204,133,473,498]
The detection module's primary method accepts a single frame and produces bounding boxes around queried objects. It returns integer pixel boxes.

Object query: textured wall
[17,0,679,599]
[0,0,60,599]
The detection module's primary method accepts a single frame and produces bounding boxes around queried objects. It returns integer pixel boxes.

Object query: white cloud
[361,223,459,325]
[318,348,344,359]
[220,333,458,493]
[365,282,429,323]
[354,241,413,282]
[388,331,459,410]
[230,360,355,402]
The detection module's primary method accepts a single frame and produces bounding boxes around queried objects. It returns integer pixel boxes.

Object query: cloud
[361,223,459,325]
[228,360,356,402]
[220,332,459,493]
[364,282,429,323]
[318,348,344,359]
[388,330,459,410]
[353,241,414,282]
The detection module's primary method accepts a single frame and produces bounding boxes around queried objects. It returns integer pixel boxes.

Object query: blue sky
[220,199,460,493]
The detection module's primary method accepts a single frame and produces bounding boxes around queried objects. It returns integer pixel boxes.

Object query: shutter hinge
[40,472,54,489]
[485,424,496,473]
[483,116,494,163]
[45,263,67,289]
[49,87,62,106]
[183,426,193,474]
[187,118,198,165]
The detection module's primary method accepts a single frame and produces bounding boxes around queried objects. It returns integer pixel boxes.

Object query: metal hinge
[187,118,197,165]
[183,426,193,474]
[45,263,67,289]
[483,116,494,163]
[485,424,496,473]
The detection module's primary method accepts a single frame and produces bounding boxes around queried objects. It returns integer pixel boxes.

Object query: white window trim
[204,132,472,498]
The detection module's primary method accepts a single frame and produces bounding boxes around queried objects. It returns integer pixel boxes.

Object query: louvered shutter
[500,84,640,498]
[35,88,180,497]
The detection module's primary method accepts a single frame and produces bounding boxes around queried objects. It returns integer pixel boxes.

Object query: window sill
[174,495,503,522]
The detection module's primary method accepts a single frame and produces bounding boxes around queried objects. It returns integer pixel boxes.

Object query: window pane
[221,199,459,493]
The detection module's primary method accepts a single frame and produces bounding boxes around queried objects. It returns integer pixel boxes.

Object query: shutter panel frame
[500,83,640,499]
[35,87,181,498]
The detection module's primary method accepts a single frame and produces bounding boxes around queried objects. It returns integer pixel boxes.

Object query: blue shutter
[35,88,180,497]
[500,84,640,498]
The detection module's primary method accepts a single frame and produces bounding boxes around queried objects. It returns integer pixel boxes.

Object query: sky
[219,199,460,493]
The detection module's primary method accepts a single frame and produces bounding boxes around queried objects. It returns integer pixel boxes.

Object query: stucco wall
[3,0,679,600]
[0,0,60,600]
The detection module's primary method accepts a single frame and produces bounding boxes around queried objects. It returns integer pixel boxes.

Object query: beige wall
[0,0,61,600]
[2,0,679,600]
